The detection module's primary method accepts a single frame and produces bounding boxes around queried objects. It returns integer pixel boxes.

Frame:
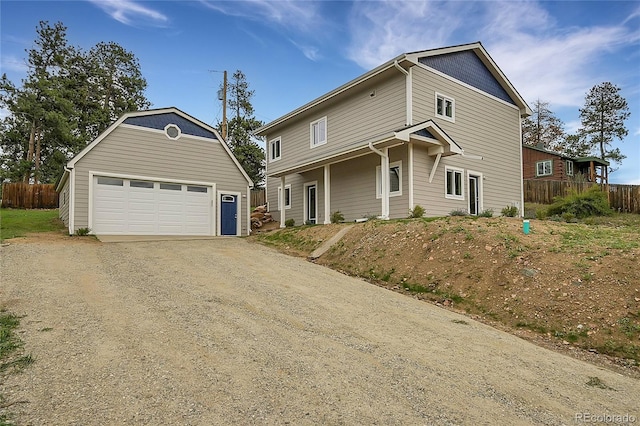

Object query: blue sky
[1,0,639,184]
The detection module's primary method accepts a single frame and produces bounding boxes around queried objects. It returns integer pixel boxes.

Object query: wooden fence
[1,183,59,209]
[523,180,640,214]
[251,188,266,207]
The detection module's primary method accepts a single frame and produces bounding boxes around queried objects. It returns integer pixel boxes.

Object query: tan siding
[412,66,523,215]
[330,154,381,221]
[266,74,407,175]
[73,125,250,235]
[58,179,70,227]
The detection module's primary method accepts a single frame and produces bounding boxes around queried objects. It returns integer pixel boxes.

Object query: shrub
[284,218,295,227]
[501,205,518,217]
[330,211,345,223]
[478,209,494,218]
[546,186,612,219]
[450,209,467,216]
[75,227,91,236]
[408,205,425,218]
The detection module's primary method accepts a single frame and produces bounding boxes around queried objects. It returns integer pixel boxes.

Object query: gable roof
[257,42,531,135]
[522,144,609,166]
[57,107,252,190]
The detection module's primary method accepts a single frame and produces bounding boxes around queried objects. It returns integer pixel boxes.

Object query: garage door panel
[93,177,213,235]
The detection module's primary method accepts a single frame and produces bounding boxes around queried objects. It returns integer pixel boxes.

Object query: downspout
[394,61,412,126]
[368,140,389,219]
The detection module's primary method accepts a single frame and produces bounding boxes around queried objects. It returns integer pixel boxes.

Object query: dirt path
[1,235,638,425]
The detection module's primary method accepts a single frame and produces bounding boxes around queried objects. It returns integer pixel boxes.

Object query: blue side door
[220,194,238,235]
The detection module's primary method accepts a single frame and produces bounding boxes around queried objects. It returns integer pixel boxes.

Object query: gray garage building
[57,107,253,237]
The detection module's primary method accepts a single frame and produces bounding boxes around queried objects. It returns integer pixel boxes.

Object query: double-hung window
[445,166,464,199]
[536,160,552,177]
[269,137,281,162]
[310,117,327,148]
[436,93,455,122]
[565,160,573,176]
[278,185,291,210]
[376,161,402,198]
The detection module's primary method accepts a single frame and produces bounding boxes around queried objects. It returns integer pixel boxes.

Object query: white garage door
[93,176,212,235]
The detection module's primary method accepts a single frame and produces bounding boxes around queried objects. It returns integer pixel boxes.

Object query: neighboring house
[57,107,253,236]
[522,144,609,184]
[256,42,532,225]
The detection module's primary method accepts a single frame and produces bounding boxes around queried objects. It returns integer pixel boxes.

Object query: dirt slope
[254,216,640,376]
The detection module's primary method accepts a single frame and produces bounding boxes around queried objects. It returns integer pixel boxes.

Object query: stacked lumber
[251,205,274,229]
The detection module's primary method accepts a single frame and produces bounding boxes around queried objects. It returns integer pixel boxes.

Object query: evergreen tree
[0,21,150,184]
[521,99,565,151]
[220,70,265,186]
[563,133,591,158]
[578,82,630,168]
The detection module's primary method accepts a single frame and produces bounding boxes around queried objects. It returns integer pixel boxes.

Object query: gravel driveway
[1,236,638,425]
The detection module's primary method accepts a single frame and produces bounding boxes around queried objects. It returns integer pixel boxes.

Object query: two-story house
[256,42,532,226]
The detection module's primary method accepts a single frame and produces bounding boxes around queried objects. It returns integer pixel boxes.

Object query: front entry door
[220,194,238,235]
[306,184,317,224]
[469,176,479,216]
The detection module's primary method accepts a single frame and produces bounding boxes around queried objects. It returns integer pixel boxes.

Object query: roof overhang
[406,42,532,117]
[267,120,463,178]
[575,157,609,166]
[65,107,254,188]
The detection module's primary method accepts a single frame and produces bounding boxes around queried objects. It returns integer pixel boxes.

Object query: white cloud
[89,0,168,26]
[342,1,638,110]
[0,55,29,74]
[481,2,635,108]
[346,0,475,69]
[289,39,321,61]
[200,0,322,33]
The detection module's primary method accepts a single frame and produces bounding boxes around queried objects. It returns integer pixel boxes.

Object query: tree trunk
[34,128,42,184]
[24,120,36,182]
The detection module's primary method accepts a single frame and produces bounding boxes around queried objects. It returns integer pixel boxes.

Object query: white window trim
[303,181,318,224]
[310,116,327,148]
[435,92,455,123]
[445,166,465,200]
[467,170,484,216]
[536,160,553,177]
[566,160,573,176]
[269,137,281,162]
[164,123,182,140]
[376,161,402,199]
[278,184,291,210]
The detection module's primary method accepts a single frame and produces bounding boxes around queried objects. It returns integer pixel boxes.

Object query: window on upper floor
[445,166,464,199]
[536,160,553,177]
[278,184,291,210]
[376,161,402,198]
[310,117,327,148]
[566,160,573,176]
[436,93,455,122]
[269,137,281,162]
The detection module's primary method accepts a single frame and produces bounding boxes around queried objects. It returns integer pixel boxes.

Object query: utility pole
[222,70,227,140]
[212,69,228,140]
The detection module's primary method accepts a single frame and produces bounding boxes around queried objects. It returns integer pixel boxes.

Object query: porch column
[323,165,331,225]
[381,147,390,219]
[279,176,286,228]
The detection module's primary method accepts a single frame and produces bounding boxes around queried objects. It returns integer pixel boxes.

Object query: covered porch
[270,121,464,227]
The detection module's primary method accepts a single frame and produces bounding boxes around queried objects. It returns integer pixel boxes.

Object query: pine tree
[0,21,150,184]
[221,70,265,186]
[578,82,630,168]
[521,99,565,151]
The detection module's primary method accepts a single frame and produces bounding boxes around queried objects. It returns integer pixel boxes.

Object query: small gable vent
[165,124,181,140]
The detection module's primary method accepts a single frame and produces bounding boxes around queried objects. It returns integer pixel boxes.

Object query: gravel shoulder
[1,234,639,425]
